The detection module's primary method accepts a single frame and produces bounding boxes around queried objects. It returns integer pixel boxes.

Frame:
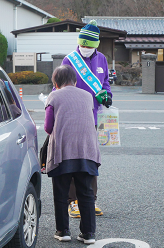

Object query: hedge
[8,71,49,85]
[0,32,8,66]
[46,18,61,24]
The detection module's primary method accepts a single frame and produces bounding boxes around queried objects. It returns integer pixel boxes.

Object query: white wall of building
[17,32,79,61]
[0,0,53,55]
[0,0,15,55]
[17,7,46,30]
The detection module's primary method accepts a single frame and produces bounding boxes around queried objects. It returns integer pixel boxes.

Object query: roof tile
[82,17,164,35]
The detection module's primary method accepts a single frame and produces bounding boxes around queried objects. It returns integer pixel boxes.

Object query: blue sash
[67,51,102,94]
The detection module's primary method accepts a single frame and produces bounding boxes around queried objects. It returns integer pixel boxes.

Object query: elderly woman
[44,65,101,244]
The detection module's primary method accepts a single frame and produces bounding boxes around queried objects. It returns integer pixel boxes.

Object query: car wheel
[5,182,39,248]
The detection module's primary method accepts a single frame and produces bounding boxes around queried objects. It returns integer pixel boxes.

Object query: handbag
[39,135,49,173]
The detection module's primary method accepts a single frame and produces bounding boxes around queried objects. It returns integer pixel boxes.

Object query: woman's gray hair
[51,65,77,89]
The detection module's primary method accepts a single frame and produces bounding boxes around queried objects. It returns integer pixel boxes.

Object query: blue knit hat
[77,20,100,48]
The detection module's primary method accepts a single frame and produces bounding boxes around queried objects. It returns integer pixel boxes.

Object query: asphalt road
[23,85,164,248]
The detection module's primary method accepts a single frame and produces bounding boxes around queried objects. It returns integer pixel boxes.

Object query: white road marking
[87,238,151,248]
[29,109,164,113]
[35,125,162,130]
[28,109,45,112]
[125,126,161,130]
[125,127,146,130]
[119,110,164,113]
[148,127,160,130]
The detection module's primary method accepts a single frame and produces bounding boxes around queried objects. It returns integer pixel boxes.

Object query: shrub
[46,18,61,24]
[0,32,8,66]
[8,71,49,85]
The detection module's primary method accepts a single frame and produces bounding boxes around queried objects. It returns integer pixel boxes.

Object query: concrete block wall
[52,54,66,71]
[37,61,53,84]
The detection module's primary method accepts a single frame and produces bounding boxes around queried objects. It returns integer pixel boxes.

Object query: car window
[0,70,22,111]
[0,90,11,122]
[0,79,21,122]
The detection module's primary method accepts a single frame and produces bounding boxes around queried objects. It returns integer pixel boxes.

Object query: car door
[0,79,27,238]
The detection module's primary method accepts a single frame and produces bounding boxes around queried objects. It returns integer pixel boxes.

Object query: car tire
[5,182,39,248]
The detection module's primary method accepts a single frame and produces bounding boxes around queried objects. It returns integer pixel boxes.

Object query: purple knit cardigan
[45,86,101,174]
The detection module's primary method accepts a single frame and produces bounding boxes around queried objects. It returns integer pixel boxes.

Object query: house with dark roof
[11,19,127,64]
[0,0,54,56]
[82,16,164,65]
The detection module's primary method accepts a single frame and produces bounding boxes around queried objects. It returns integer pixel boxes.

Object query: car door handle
[17,135,26,145]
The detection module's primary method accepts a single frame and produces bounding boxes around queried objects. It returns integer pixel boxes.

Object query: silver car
[0,67,41,248]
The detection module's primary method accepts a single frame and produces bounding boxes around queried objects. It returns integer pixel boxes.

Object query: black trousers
[69,176,97,203]
[40,134,98,202]
[69,125,98,203]
[52,172,95,234]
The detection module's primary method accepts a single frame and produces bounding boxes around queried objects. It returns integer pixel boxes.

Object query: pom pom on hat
[77,20,100,48]
[89,20,97,26]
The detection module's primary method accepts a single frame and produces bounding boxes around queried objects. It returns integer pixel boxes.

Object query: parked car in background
[108,69,117,84]
[0,67,41,248]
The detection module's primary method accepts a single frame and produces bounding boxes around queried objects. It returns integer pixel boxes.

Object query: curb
[15,83,52,95]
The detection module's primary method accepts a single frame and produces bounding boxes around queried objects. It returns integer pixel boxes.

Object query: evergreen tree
[0,32,8,66]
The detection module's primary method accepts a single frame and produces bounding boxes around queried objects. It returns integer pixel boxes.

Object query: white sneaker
[54,230,71,241]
